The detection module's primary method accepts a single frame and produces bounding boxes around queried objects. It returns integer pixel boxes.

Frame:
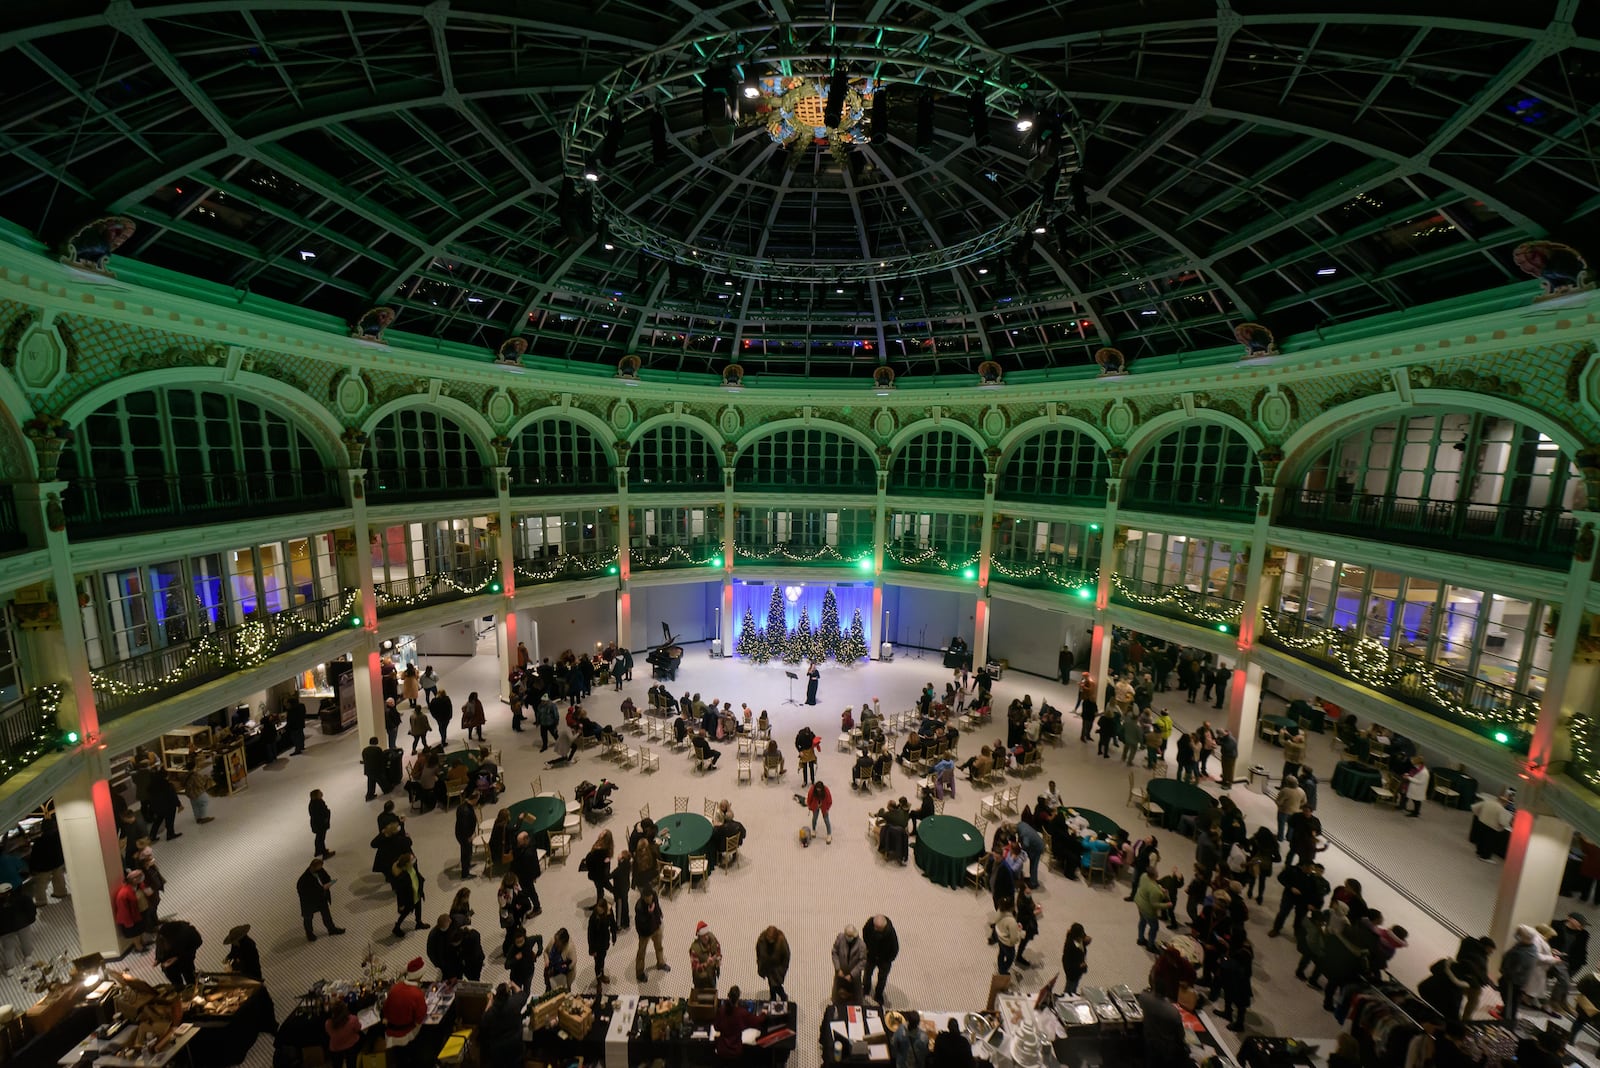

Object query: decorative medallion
[981,406,1006,439]
[721,365,745,390]
[485,388,515,430]
[873,408,896,439]
[15,325,66,393]
[610,399,635,431]
[1104,399,1135,439]
[1253,386,1296,436]
[616,355,641,382]
[872,366,896,393]
[718,406,742,436]
[331,370,371,420]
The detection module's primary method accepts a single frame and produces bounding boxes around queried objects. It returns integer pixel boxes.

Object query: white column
[340,467,382,744]
[55,755,124,957]
[871,454,889,658]
[1223,485,1275,777]
[973,467,997,666]
[1224,661,1264,781]
[719,474,735,655]
[1489,810,1573,967]
[493,469,516,701]
[614,448,632,653]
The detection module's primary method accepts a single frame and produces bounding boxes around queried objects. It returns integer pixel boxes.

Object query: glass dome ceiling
[0,1,1593,379]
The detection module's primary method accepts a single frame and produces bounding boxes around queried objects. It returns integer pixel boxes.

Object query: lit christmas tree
[766,586,788,655]
[736,607,769,661]
[838,607,869,662]
[819,588,841,660]
[784,609,812,664]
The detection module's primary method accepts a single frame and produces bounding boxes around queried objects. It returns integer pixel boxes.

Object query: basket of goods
[557,995,594,1040]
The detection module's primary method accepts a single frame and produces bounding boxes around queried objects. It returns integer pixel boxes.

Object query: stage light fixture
[583,160,600,182]
[599,113,624,167]
[1015,99,1036,131]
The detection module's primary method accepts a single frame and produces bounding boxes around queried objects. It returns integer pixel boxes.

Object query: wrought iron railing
[1278,488,1577,567]
[1110,576,1243,628]
[734,541,873,567]
[1122,480,1257,516]
[627,467,722,491]
[91,590,358,720]
[507,466,614,495]
[737,469,877,493]
[514,548,618,585]
[1258,612,1538,745]
[995,477,1108,505]
[887,471,985,497]
[373,566,497,609]
[365,467,494,500]
[0,685,64,788]
[63,470,342,534]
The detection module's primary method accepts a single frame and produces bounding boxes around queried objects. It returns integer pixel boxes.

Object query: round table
[1258,714,1296,742]
[442,751,481,776]
[505,795,566,837]
[1144,779,1216,832]
[1064,807,1123,839]
[655,812,714,869]
[914,814,984,888]
[1331,760,1382,803]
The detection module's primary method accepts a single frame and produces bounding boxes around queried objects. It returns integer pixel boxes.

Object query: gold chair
[657,863,683,896]
[720,833,741,870]
[736,754,752,784]
[674,796,690,813]
[687,853,710,892]
[639,803,651,822]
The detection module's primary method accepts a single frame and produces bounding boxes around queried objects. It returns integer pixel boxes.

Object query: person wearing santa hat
[690,921,722,991]
[382,956,429,1065]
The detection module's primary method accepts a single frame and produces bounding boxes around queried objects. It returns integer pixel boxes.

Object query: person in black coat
[430,688,454,745]
[479,983,531,1068]
[806,662,821,705]
[308,789,334,858]
[145,773,183,841]
[388,852,429,938]
[510,831,543,914]
[428,915,463,980]
[27,817,67,905]
[296,857,345,941]
[930,1017,975,1068]
[284,695,308,754]
[222,924,262,980]
[862,914,899,1007]
[362,737,388,801]
[587,897,619,986]
[505,928,543,990]
[455,793,480,878]
[154,918,203,987]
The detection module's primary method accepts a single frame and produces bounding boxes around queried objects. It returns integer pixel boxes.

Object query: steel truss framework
[0,1,1594,378]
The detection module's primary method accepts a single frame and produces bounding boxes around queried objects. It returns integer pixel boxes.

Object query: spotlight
[915,91,935,150]
[871,85,891,144]
[649,109,669,162]
[824,58,849,129]
[1015,99,1036,132]
[583,160,600,182]
[740,64,762,100]
[967,92,990,146]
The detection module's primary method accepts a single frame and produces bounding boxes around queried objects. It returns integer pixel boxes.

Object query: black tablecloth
[1430,768,1477,810]
[1144,780,1216,832]
[186,984,277,1066]
[11,1001,100,1068]
[1332,760,1381,803]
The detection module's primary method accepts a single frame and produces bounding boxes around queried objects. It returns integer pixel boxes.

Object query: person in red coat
[113,870,147,951]
[713,985,768,1060]
[806,781,833,843]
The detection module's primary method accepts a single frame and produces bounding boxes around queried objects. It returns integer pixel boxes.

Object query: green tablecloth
[506,795,566,837]
[914,814,984,888]
[1144,779,1216,831]
[442,751,481,776]
[1259,715,1296,742]
[655,812,714,869]
[1430,767,1477,810]
[1331,760,1381,803]
[1065,807,1123,839]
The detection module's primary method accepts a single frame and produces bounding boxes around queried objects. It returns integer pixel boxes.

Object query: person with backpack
[796,726,819,785]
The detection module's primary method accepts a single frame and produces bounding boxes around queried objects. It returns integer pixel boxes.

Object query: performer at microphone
[805,661,821,706]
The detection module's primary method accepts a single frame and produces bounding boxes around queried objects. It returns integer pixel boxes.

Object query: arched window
[736,428,875,492]
[64,387,334,531]
[1125,424,1259,514]
[1283,411,1582,564]
[997,427,1110,503]
[890,430,985,496]
[508,418,613,494]
[366,409,488,499]
[628,424,721,491]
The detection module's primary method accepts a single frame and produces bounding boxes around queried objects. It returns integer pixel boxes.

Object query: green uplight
[64,730,79,745]
[1075,587,1092,600]
[711,556,724,567]
[349,615,363,627]
[857,558,874,572]
[1216,624,1230,633]
[1494,731,1511,744]
[607,565,619,575]
[489,581,502,593]
[1088,523,1101,532]
[962,567,977,580]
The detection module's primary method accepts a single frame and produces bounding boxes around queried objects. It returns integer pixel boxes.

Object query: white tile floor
[5,641,1597,1067]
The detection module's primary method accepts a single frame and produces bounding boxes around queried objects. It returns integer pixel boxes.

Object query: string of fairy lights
[90,592,362,703]
[884,544,981,572]
[630,545,723,569]
[1110,575,1243,627]
[373,565,501,609]
[1259,613,1537,742]
[0,683,63,784]
[733,542,873,566]
[991,558,1099,596]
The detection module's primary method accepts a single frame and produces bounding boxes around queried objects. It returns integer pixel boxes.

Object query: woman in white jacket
[1402,756,1430,818]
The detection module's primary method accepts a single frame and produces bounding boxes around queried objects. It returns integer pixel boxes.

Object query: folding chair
[736,754,752,784]
[639,746,659,773]
[687,854,710,892]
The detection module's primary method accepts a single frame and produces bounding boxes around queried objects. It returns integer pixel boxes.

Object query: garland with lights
[884,544,981,571]
[1568,711,1600,794]
[1259,613,1537,741]
[514,548,618,584]
[838,608,869,663]
[90,591,360,702]
[631,545,722,570]
[733,542,872,566]
[990,558,1100,594]
[1110,575,1241,627]
[819,588,841,660]
[375,564,501,609]
[0,683,64,787]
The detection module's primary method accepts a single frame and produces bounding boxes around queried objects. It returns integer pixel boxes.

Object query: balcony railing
[514,548,618,585]
[91,589,357,720]
[990,556,1097,595]
[365,467,494,500]
[508,467,615,495]
[1122,481,1257,516]
[1258,612,1539,745]
[995,477,1107,506]
[888,472,985,498]
[1110,576,1243,628]
[63,470,342,534]
[628,467,721,491]
[631,539,722,571]
[0,685,64,788]
[883,542,981,577]
[734,541,873,567]
[374,566,496,610]
[735,470,877,494]
[1278,488,1578,567]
